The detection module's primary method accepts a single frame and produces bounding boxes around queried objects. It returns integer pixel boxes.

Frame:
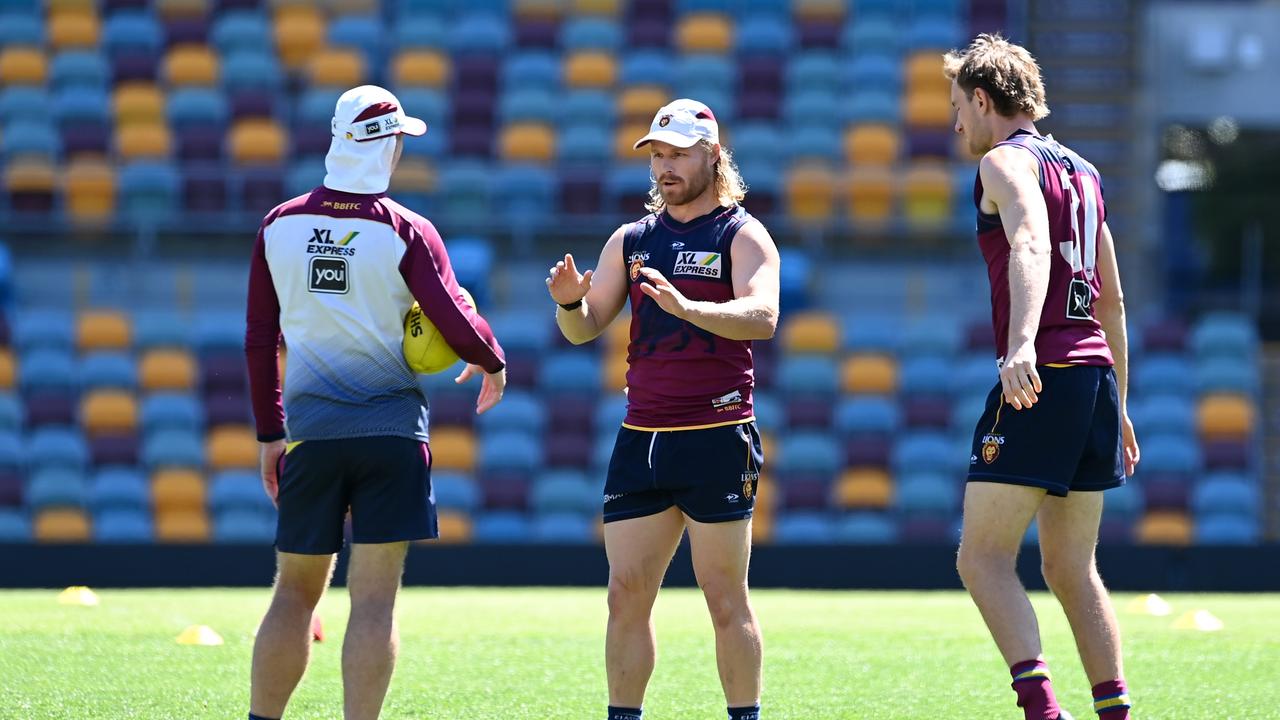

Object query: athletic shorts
[276,436,438,554]
[967,364,1125,497]
[603,421,764,524]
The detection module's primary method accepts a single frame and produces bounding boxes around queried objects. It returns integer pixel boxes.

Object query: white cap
[330,85,427,142]
[633,98,720,150]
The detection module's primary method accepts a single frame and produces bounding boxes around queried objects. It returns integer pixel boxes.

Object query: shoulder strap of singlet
[720,207,755,283]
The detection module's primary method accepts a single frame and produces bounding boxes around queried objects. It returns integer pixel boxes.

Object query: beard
[659,163,714,207]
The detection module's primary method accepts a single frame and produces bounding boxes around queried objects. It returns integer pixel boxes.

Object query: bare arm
[982,146,1051,410]
[1095,220,1140,474]
[637,219,780,341]
[548,226,630,345]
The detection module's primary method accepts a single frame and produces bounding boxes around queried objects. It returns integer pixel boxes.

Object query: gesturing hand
[546,253,593,306]
[637,268,691,319]
[456,363,506,415]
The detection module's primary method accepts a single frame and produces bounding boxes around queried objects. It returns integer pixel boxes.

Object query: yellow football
[403,287,475,374]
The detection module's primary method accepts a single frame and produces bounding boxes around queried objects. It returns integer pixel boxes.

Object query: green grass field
[2,588,1278,719]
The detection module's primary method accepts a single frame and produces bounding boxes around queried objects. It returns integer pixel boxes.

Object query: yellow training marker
[176,625,225,646]
[57,586,100,607]
[1126,593,1172,616]
[1172,610,1224,632]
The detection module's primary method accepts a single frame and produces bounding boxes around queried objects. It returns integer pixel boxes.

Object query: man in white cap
[244,85,506,720]
[546,99,780,720]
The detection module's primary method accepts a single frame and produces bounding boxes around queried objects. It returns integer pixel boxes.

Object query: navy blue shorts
[276,436,438,554]
[967,365,1125,497]
[604,421,764,524]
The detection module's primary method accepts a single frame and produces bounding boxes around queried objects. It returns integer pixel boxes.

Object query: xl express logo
[307,228,359,257]
[672,251,722,278]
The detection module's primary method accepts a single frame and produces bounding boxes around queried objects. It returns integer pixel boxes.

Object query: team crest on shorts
[981,433,1005,464]
[628,251,650,281]
[741,471,759,500]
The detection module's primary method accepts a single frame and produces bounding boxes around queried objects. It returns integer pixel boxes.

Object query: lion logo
[982,436,1003,464]
[658,114,672,127]
[627,251,649,282]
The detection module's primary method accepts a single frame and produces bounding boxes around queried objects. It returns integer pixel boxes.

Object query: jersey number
[1056,168,1099,280]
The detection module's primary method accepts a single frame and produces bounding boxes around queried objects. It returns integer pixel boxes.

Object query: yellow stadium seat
[49,8,100,50]
[751,509,774,543]
[207,425,259,470]
[430,428,476,472]
[604,352,628,392]
[844,124,900,167]
[605,313,631,351]
[114,83,166,126]
[564,51,616,88]
[676,13,733,53]
[793,0,845,20]
[515,0,565,19]
[389,157,436,194]
[164,44,219,86]
[614,122,651,160]
[572,0,620,15]
[47,0,96,8]
[152,469,206,513]
[618,85,668,122]
[842,353,898,394]
[156,0,211,19]
[436,511,473,543]
[307,48,366,88]
[1197,394,1255,438]
[5,158,56,193]
[77,310,132,352]
[35,509,91,542]
[229,119,288,165]
[782,311,840,354]
[785,163,838,223]
[63,158,116,222]
[155,509,211,542]
[902,162,952,227]
[117,122,173,160]
[904,91,954,128]
[274,6,326,70]
[834,469,893,510]
[392,50,451,88]
[0,349,16,389]
[845,166,895,224]
[905,52,950,92]
[500,123,556,163]
[1136,511,1192,546]
[81,390,139,435]
[0,47,48,85]
[140,349,197,391]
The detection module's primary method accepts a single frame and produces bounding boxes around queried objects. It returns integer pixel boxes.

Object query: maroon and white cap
[633,98,720,149]
[331,85,427,142]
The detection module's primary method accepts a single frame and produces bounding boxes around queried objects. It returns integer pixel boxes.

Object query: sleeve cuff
[257,431,286,443]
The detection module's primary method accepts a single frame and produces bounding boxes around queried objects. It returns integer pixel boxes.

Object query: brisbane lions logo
[981,433,1005,464]
[658,114,672,127]
[628,251,649,282]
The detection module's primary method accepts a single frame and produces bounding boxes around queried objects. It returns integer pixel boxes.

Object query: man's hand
[1000,344,1042,410]
[259,439,286,507]
[637,268,690,319]
[1121,413,1140,476]
[546,253,593,306]
[456,364,506,414]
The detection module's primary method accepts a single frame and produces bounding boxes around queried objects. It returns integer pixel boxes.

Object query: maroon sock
[1092,679,1130,718]
[1010,659,1062,720]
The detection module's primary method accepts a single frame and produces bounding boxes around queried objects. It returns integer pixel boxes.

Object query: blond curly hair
[943,33,1050,120]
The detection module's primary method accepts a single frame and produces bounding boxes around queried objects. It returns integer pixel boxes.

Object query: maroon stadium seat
[204,390,251,427]
[515,19,558,48]
[90,433,140,467]
[781,476,830,510]
[176,126,224,161]
[183,174,227,213]
[1143,475,1190,510]
[549,395,596,435]
[428,391,477,429]
[785,397,833,429]
[111,53,159,84]
[479,470,531,510]
[902,395,951,429]
[1203,440,1250,470]
[163,18,209,47]
[796,20,840,49]
[899,517,955,543]
[0,472,22,507]
[545,432,593,468]
[844,436,891,468]
[559,173,604,217]
[62,123,111,155]
[200,353,247,393]
[1141,317,1189,352]
[626,20,670,49]
[24,392,77,427]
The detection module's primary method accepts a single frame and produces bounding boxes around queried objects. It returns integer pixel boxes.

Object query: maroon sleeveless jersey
[975,129,1114,367]
[621,206,756,430]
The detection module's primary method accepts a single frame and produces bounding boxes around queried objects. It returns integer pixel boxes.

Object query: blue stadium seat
[167,88,230,130]
[395,87,448,129]
[834,397,900,435]
[779,247,813,311]
[498,88,558,124]
[477,390,548,435]
[211,12,272,54]
[618,51,668,86]
[449,13,512,54]
[751,393,783,433]
[328,15,385,68]
[559,123,612,165]
[833,513,898,543]
[895,472,958,517]
[493,165,556,226]
[531,512,595,543]
[213,510,275,543]
[0,508,30,541]
[81,353,138,390]
[394,16,446,49]
[50,51,110,91]
[13,309,74,352]
[731,123,786,169]
[594,395,629,434]
[287,159,326,197]
[560,90,615,126]
[0,394,24,432]
[786,52,842,93]
[1140,433,1202,474]
[949,393,987,433]
[1101,480,1143,519]
[1191,473,1260,517]
[777,356,839,396]
[844,52,901,92]
[0,430,22,471]
[783,91,842,130]
[102,11,164,57]
[1190,312,1256,361]
[503,52,560,90]
[603,162,652,211]
[841,314,899,353]
[844,89,900,124]
[442,235,492,303]
[900,357,953,396]
[133,310,191,349]
[773,512,835,544]
[473,511,532,542]
[120,162,181,223]
[193,311,245,352]
[18,349,77,392]
[1129,395,1195,437]
[26,468,87,510]
[0,87,50,125]
[1134,354,1196,397]
[951,354,998,397]
[432,472,480,512]
[209,470,274,516]
[776,433,840,475]
[88,467,149,512]
[94,508,153,542]
[678,86,733,122]
[141,429,205,469]
[437,162,492,220]
[891,432,960,475]
[222,51,285,93]
[530,470,597,515]
[789,123,842,161]
[539,352,602,394]
[485,310,552,355]
[735,14,795,55]
[1,120,60,159]
[479,430,544,471]
[1195,513,1260,545]
[0,12,41,46]
[901,315,961,358]
[561,17,622,51]
[904,14,963,50]
[675,55,736,95]
[298,88,338,127]
[1195,357,1259,394]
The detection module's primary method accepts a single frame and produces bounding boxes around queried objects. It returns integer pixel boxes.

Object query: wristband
[557,299,583,310]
